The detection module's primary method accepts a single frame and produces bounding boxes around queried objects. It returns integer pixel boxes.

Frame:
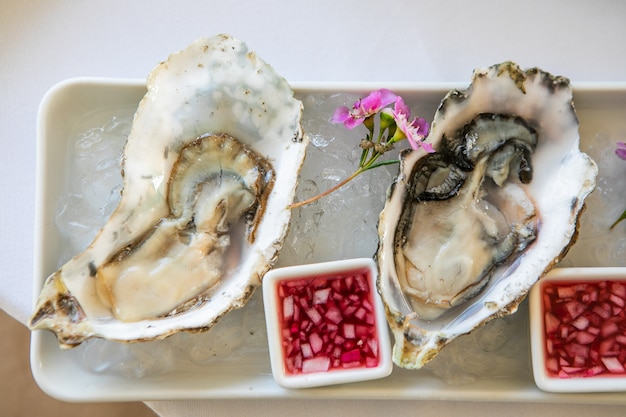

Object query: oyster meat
[30,34,308,347]
[377,62,598,369]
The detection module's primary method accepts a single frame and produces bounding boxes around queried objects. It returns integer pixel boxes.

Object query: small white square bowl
[262,258,392,389]
[529,267,626,393]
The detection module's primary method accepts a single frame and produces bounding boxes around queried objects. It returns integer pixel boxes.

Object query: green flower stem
[610,209,626,229]
[366,159,400,170]
[287,153,400,210]
[287,168,365,209]
[361,151,386,170]
[359,121,375,167]
[359,135,371,167]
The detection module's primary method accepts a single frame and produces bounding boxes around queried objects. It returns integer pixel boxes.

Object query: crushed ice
[54,92,625,382]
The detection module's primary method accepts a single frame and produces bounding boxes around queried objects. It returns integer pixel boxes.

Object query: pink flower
[384,96,432,152]
[393,112,432,152]
[616,142,626,160]
[331,89,398,129]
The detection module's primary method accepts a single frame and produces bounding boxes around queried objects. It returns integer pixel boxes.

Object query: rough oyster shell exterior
[376,62,598,369]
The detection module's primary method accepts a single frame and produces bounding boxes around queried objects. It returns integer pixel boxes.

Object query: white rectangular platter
[30,79,626,403]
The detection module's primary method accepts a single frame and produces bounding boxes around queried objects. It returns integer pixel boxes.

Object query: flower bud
[379,111,395,131]
[363,115,375,133]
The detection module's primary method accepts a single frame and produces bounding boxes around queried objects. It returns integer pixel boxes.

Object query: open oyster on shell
[29,34,308,347]
[377,62,598,369]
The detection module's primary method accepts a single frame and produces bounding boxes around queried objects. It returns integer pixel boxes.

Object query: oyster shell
[377,62,598,369]
[29,34,308,347]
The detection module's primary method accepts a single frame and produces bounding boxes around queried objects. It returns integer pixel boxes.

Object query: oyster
[29,34,308,347]
[377,62,597,369]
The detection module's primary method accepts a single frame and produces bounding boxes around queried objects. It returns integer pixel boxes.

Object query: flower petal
[616,142,626,160]
[378,89,399,108]
[406,135,419,150]
[343,116,365,130]
[420,141,435,153]
[331,106,351,124]
[411,117,430,136]
[358,94,379,113]
[393,96,410,118]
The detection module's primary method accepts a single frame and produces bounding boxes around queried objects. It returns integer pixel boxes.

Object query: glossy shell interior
[376,62,598,369]
[29,34,308,347]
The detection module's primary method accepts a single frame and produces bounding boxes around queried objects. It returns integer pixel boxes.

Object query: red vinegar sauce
[541,279,626,378]
[275,267,381,375]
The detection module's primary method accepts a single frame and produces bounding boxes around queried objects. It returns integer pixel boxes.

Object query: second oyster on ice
[377,62,598,369]
[398,114,539,320]
[30,34,308,347]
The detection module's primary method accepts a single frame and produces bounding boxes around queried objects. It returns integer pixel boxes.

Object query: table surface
[3,1,626,415]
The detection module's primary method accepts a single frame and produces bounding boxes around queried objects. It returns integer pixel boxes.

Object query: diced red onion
[543,279,626,378]
[276,270,380,375]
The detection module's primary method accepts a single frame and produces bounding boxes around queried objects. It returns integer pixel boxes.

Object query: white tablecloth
[3,0,626,415]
